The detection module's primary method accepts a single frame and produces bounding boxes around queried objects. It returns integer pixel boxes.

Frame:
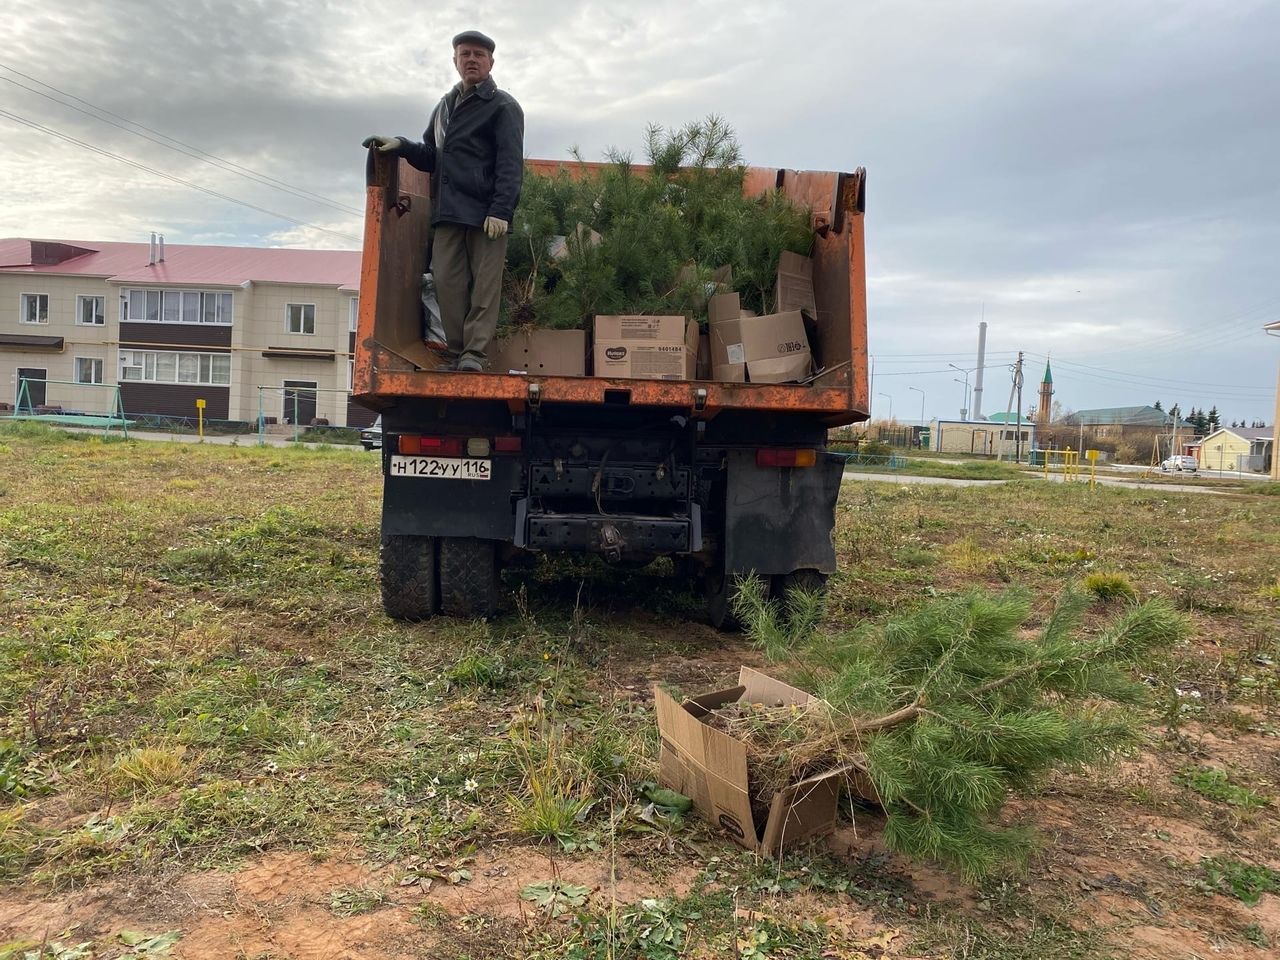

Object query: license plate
[389,456,491,480]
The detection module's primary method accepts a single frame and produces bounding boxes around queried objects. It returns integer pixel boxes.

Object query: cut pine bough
[687,579,1193,879]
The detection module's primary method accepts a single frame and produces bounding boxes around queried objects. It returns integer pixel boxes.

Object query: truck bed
[353,154,869,425]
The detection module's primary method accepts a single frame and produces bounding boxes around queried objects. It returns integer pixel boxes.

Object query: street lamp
[908,386,925,424]
[952,378,971,420]
[949,363,975,419]
[877,392,893,421]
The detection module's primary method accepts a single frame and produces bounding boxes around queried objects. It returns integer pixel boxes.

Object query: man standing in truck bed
[363,30,524,372]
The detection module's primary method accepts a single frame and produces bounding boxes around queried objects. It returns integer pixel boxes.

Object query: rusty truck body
[353,151,869,626]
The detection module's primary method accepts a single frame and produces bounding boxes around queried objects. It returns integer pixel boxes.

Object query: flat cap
[452,30,495,52]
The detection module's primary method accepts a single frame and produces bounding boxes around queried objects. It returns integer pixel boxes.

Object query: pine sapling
[730,579,1188,879]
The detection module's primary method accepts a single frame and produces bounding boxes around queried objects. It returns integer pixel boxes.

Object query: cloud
[2,0,1279,417]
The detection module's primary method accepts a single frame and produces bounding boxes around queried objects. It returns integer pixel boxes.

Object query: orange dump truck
[353,151,869,626]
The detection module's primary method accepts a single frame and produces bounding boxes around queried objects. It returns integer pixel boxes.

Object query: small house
[1198,426,1272,473]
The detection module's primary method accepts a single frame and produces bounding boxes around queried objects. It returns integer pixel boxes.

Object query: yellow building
[0,237,370,428]
[1197,426,1271,473]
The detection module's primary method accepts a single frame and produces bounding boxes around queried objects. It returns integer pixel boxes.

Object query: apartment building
[0,237,376,428]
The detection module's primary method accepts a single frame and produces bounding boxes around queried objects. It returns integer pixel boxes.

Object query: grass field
[2,422,1279,959]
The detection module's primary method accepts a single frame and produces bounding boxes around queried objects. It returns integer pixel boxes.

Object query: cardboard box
[491,328,586,376]
[593,315,698,381]
[775,250,816,316]
[546,223,603,263]
[677,262,733,308]
[653,667,847,857]
[739,310,812,383]
[709,293,812,384]
[708,292,746,382]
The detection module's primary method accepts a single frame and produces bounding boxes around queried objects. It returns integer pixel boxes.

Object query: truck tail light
[398,435,463,456]
[756,448,817,468]
[466,437,491,457]
[493,435,522,453]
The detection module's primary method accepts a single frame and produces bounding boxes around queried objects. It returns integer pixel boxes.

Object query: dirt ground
[3,431,1279,959]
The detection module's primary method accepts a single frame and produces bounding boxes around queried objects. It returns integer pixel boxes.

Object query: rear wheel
[772,568,829,602]
[438,537,500,619]
[704,568,742,632]
[380,534,438,621]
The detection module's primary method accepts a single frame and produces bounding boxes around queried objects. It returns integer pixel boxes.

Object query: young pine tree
[734,582,1187,880]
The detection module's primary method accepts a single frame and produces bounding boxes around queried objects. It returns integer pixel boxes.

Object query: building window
[74,357,104,384]
[124,288,232,324]
[347,358,354,391]
[118,349,231,385]
[76,295,106,326]
[349,297,359,333]
[287,303,316,335]
[20,293,49,324]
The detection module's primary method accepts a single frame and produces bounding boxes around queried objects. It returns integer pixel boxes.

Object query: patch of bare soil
[597,634,765,702]
[0,846,705,959]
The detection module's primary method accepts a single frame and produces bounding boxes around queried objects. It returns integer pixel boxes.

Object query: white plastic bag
[421,272,446,350]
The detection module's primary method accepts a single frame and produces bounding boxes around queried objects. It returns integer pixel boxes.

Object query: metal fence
[834,452,908,470]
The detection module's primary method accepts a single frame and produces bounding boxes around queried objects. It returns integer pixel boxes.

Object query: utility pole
[1013,351,1025,463]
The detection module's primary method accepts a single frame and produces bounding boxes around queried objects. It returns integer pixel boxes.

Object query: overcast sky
[3,0,1278,422]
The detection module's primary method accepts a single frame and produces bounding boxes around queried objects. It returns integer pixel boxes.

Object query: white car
[1161,455,1198,473]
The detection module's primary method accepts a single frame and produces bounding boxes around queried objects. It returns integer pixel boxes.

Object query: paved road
[62,426,370,452]
[843,470,1236,495]
[842,471,1003,488]
[1100,462,1269,482]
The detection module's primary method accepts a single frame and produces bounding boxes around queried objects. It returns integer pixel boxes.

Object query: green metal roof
[1071,405,1189,427]
[1042,359,1053,384]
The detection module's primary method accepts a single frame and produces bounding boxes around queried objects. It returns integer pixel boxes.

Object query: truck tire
[438,537,499,619]
[772,568,829,606]
[704,568,742,632]
[380,534,438,621]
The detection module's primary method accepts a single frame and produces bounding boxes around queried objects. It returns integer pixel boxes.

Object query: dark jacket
[395,78,524,228]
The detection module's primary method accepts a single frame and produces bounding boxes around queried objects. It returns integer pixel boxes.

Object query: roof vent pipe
[158,234,165,263]
[148,232,156,266]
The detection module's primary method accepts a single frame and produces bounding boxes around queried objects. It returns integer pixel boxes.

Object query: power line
[0,107,360,244]
[0,63,361,216]
[1024,351,1272,393]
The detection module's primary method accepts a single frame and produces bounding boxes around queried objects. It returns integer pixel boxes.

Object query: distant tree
[1207,406,1221,431]
[1192,408,1209,435]
[1153,400,1164,412]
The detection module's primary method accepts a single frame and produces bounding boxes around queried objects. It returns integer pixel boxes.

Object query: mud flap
[723,450,842,576]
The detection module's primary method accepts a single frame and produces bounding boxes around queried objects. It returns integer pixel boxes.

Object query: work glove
[361,135,402,152]
[484,216,509,240]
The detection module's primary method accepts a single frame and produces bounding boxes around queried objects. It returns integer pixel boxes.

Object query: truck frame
[354,153,869,627]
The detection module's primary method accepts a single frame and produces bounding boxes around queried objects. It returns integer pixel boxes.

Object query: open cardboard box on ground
[592,315,699,380]
[654,666,847,858]
[491,328,587,376]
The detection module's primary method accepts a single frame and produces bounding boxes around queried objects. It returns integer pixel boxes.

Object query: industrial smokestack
[148,232,156,266]
[158,234,165,263]
[972,320,987,420]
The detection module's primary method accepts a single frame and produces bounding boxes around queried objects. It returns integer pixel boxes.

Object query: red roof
[0,238,361,291]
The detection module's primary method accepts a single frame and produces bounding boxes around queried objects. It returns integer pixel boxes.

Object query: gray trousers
[431,223,507,364]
